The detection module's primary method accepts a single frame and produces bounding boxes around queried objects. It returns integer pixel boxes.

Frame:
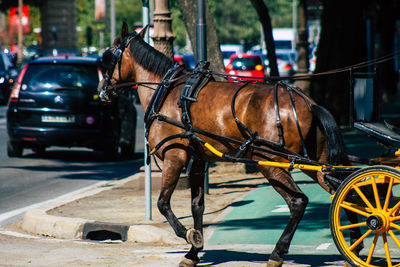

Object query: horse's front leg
[157,150,188,240]
[180,160,206,267]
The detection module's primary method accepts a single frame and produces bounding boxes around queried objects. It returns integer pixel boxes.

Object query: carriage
[99,22,400,267]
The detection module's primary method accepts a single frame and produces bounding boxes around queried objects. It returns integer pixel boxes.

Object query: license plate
[239,71,252,76]
[41,115,75,123]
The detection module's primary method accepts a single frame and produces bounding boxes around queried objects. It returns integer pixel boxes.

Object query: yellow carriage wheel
[330,166,400,267]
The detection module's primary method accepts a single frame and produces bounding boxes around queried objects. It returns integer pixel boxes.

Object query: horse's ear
[138,25,149,39]
[120,21,129,39]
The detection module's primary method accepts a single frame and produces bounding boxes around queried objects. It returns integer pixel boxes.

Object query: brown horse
[99,22,352,267]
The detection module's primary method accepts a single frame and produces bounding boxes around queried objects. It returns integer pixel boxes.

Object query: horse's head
[98,21,148,101]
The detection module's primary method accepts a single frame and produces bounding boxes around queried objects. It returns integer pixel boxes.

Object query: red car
[225,53,265,82]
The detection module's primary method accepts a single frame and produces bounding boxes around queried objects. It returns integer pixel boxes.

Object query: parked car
[0,51,19,104]
[225,53,265,82]
[276,51,296,77]
[264,51,297,78]
[221,44,243,67]
[6,56,137,158]
[174,53,196,69]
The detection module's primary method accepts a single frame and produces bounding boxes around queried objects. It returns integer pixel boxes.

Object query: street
[0,105,144,226]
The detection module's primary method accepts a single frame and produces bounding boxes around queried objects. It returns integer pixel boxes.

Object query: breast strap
[144,63,184,136]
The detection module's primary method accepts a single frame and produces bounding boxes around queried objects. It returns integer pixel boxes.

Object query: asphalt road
[0,104,144,226]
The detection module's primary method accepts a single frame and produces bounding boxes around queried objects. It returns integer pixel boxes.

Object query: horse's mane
[128,36,174,77]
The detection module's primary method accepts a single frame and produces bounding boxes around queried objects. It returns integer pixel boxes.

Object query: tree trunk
[249,0,279,77]
[177,0,225,75]
[294,0,310,93]
[310,0,366,124]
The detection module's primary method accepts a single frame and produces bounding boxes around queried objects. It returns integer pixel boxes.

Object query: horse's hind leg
[180,160,206,267]
[258,166,309,267]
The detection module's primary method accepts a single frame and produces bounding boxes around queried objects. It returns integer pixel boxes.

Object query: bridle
[99,31,138,100]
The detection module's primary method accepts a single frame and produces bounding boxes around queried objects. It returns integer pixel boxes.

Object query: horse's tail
[310,104,349,166]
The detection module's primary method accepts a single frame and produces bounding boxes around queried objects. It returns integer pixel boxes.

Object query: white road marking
[0,181,108,225]
[271,205,290,213]
[316,243,332,250]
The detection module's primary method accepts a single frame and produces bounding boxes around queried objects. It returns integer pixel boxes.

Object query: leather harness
[145,62,311,172]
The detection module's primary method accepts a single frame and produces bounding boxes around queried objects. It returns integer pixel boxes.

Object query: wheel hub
[366,215,383,230]
[366,212,389,232]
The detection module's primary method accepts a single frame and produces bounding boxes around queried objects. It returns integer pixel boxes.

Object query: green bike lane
[206,170,339,254]
[202,130,388,266]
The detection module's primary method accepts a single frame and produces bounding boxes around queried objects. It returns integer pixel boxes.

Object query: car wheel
[120,142,135,159]
[7,141,23,157]
[103,133,120,160]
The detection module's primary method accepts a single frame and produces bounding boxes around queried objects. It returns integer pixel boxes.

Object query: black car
[6,56,137,158]
[0,51,19,104]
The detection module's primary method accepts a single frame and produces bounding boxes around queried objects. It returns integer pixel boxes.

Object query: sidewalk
[17,161,267,245]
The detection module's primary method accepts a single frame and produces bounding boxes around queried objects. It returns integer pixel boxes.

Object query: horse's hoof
[266,259,283,267]
[343,261,353,267]
[186,228,203,249]
[179,257,199,267]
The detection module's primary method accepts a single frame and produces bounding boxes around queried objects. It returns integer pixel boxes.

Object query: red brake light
[9,64,28,103]
[283,64,292,71]
[226,64,233,72]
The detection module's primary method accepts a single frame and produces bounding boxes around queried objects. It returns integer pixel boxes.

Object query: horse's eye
[102,49,114,67]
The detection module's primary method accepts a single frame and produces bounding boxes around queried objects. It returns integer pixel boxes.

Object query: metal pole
[196,0,206,62]
[292,0,297,52]
[143,0,152,221]
[17,0,23,65]
[195,0,209,193]
[142,0,150,43]
[110,0,116,46]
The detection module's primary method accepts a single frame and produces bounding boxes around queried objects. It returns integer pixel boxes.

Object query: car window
[277,54,290,61]
[21,64,99,92]
[274,40,292,50]
[231,57,261,70]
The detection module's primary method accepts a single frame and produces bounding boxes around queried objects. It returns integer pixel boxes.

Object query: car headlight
[0,77,5,84]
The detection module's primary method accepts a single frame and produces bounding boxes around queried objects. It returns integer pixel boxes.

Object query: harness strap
[231,81,253,138]
[230,81,259,157]
[288,87,309,158]
[274,83,285,147]
[144,63,184,135]
[178,61,213,131]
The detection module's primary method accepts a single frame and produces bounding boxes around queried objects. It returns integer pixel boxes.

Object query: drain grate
[82,222,129,241]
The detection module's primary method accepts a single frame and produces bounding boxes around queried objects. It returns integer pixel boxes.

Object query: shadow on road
[195,249,344,266]
[2,149,145,181]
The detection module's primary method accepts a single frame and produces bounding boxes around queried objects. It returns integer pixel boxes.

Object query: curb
[21,172,183,245]
[20,162,251,244]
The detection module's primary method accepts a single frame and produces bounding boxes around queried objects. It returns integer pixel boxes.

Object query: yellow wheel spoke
[366,232,379,265]
[391,222,400,231]
[340,202,371,218]
[392,216,400,222]
[339,222,367,230]
[371,175,382,210]
[382,232,392,267]
[349,229,373,251]
[353,185,375,210]
[389,200,400,216]
[383,177,394,211]
[388,229,400,250]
